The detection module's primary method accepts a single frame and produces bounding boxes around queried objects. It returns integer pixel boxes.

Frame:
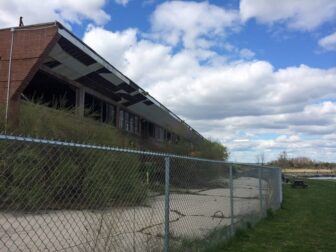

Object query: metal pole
[164,157,170,252]
[258,166,263,217]
[278,168,283,206]
[229,164,234,235]
[5,28,15,132]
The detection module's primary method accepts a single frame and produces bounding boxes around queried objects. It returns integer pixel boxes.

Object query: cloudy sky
[1,0,335,162]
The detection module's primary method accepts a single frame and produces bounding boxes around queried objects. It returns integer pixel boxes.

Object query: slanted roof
[7,21,205,143]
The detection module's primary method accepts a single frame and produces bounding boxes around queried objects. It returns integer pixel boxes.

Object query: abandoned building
[0,22,204,145]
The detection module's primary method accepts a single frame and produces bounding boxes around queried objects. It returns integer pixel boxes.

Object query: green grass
[205,179,336,252]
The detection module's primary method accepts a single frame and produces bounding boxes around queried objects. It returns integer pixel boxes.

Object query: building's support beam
[39,67,182,143]
[116,106,121,129]
[75,87,85,117]
[40,66,118,108]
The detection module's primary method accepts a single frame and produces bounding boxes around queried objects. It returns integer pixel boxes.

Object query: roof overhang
[37,22,204,143]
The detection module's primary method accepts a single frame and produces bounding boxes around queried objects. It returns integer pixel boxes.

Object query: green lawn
[206,179,336,252]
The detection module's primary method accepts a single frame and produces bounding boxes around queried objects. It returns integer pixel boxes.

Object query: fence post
[258,166,263,217]
[278,168,283,206]
[229,164,234,235]
[164,157,170,252]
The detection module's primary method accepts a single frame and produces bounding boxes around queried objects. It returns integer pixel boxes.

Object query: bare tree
[277,151,289,168]
[256,152,266,166]
[279,151,288,161]
[256,154,260,165]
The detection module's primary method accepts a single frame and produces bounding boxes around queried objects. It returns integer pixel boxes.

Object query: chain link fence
[0,134,282,251]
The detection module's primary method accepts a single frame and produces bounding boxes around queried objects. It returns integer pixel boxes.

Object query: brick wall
[0,24,59,127]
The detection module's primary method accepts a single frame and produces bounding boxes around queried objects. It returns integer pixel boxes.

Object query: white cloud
[150,63,336,120]
[115,0,129,6]
[191,101,336,162]
[150,1,240,49]
[143,0,155,6]
[239,48,255,59]
[318,32,336,51]
[0,0,110,28]
[83,25,336,162]
[83,26,137,70]
[3,0,333,162]
[240,0,336,30]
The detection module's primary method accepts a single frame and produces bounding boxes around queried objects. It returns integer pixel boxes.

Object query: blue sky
[71,0,336,69]
[1,0,335,162]
[229,20,336,69]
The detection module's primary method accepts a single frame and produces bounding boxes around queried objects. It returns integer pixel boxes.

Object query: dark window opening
[159,127,164,141]
[153,125,164,141]
[148,122,155,138]
[119,109,142,135]
[85,95,116,125]
[22,70,76,109]
[124,111,129,131]
[141,120,148,137]
[134,116,139,134]
[84,93,103,121]
[119,110,124,128]
[101,103,116,125]
[165,130,171,142]
[129,114,134,133]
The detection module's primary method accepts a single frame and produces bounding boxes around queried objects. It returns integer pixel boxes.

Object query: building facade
[0,22,203,145]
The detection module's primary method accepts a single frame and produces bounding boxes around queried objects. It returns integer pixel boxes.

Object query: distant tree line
[269,151,336,169]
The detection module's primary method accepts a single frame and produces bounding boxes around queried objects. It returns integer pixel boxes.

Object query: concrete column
[116,106,123,129]
[76,87,85,117]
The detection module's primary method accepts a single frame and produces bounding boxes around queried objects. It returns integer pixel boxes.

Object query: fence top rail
[0,134,279,169]
[0,134,224,163]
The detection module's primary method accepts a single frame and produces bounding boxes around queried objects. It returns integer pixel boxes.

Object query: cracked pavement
[0,177,269,251]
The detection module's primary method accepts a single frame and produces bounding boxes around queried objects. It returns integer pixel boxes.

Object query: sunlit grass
[205,179,336,252]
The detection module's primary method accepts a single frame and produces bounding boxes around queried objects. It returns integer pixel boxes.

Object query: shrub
[81,153,147,208]
[1,101,229,160]
[0,141,148,211]
[0,101,229,211]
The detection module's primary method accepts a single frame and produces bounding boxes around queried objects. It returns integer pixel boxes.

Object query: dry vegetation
[0,101,228,160]
[269,151,336,171]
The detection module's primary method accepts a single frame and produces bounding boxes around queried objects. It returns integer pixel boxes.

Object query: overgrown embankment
[1,101,228,159]
[0,102,229,211]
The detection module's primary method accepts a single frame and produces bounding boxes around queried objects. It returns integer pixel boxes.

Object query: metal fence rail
[0,134,282,251]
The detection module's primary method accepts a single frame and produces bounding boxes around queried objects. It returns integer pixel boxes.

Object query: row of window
[23,71,183,144]
[84,93,180,143]
[119,109,180,143]
[119,109,141,135]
